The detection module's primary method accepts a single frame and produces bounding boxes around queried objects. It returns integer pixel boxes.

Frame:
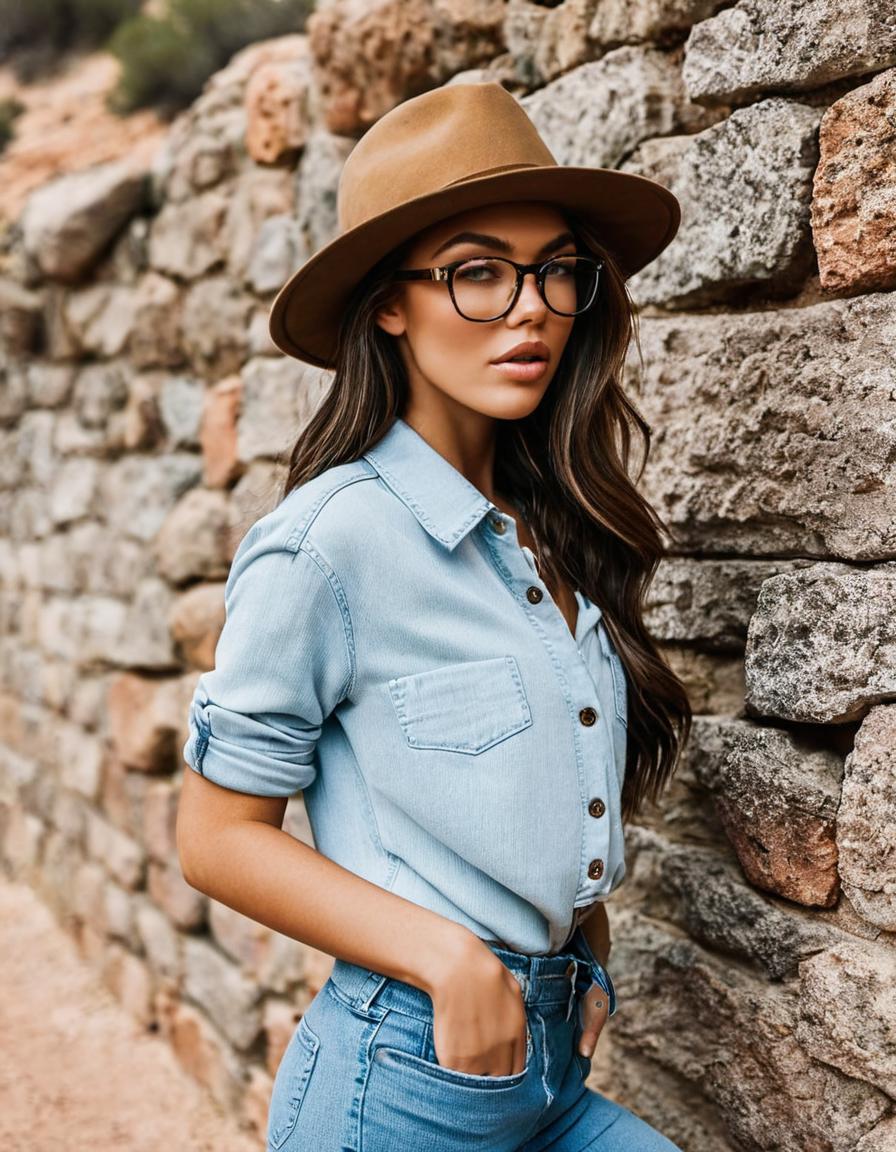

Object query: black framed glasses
[391,255,603,322]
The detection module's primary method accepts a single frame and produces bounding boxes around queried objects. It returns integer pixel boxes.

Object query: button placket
[485,507,612,903]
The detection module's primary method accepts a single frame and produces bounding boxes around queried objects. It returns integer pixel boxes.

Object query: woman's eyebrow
[430,230,577,259]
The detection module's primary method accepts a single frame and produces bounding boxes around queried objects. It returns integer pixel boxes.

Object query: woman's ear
[373,295,406,338]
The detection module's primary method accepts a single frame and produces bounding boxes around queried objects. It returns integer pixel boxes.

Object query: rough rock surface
[244,42,313,166]
[610,908,893,1152]
[307,0,507,134]
[811,67,896,295]
[624,97,823,306]
[682,0,896,106]
[20,160,149,283]
[503,0,732,87]
[836,705,896,930]
[718,730,842,907]
[797,939,896,1096]
[624,293,896,560]
[0,53,165,231]
[744,563,896,723]
[645,557,813,651]
[520,46,721,170]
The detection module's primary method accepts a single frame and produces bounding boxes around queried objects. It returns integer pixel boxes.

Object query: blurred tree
[0,0,143,81]
[107,0,315,117]
[0,0,314,115]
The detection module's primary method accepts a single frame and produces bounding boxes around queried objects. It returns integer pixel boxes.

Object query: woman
[177,81,691,1151]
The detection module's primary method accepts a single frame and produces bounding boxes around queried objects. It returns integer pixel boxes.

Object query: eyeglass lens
[452,257,599,320]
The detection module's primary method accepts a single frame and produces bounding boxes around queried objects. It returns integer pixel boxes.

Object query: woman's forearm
[179,816,479,996]
[580,901,612,967]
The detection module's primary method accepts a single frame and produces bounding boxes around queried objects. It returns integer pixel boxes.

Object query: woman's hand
[428,940,529,1077]
[577,980,610,1058]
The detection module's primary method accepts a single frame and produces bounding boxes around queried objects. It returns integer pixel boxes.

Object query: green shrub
[107,0,315,117]
[105,14,215,116]
[0,96,25,154]
[70,0,144,43]
[0,0,142,73]
[0,0,313,101]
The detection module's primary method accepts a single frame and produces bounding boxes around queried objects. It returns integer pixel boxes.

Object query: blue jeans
[266,929,683,1151]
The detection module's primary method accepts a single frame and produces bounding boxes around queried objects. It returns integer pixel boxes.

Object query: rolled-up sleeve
[183,529,354,796]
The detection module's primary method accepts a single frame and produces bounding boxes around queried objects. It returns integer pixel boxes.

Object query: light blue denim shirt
[183,416,628,955]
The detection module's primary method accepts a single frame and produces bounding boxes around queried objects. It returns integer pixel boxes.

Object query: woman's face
[374,201,578,426]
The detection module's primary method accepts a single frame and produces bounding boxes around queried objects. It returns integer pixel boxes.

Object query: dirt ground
[0,878,259,1152]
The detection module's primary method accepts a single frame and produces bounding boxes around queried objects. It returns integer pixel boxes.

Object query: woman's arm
[177,770,535,1077]
[575,902,615,1057]
[177,769,479,996]
[177,532,531,1076]
[580,901,611,967]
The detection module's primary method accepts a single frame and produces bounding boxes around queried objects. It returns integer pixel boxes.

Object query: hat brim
[268,166,680,368]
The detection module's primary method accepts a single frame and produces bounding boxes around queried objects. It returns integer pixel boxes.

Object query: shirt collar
[362,417,497,551]
[362,417,604,627]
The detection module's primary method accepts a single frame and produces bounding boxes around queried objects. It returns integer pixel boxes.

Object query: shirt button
[579,706,597,726]
[489,516,506,534]
[588,797,606,818]
[588,858,605,880]
[526,586,543,603]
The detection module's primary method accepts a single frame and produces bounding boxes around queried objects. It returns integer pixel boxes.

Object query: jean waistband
[328,926,598,1022]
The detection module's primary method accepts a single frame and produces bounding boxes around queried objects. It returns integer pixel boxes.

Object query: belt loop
[359,972,390,1014]
[510,968,530,1002]
[565,958,579,1021]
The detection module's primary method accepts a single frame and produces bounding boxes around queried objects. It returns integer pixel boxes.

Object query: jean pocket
[267,1016,320,1150]
[373,1017,534,1091]
[363,1015,543,1152]
[388,655,532,754]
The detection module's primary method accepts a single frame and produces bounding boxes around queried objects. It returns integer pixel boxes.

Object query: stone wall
[1,2,894,1148]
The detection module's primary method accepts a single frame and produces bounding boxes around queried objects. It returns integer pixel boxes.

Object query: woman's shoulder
[236,456,409,567]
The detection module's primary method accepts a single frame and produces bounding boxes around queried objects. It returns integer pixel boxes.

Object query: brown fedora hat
[268,80,680,368]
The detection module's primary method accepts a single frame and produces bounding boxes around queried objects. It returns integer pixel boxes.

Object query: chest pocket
[388,655,532,755]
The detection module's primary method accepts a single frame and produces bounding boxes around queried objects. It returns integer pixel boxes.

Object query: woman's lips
[490,359,549,381]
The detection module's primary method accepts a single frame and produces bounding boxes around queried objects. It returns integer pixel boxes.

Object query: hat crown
[337,82,557,233]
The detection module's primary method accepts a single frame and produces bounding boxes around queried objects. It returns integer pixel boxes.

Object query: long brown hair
[279,207,692,824]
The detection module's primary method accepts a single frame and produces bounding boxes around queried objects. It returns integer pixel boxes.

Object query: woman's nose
[509,270,549,319]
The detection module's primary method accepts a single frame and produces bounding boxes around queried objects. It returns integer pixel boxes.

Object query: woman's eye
[456,263,496,280]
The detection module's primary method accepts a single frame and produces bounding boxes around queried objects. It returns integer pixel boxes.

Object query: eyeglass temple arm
[392,269,448,281]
